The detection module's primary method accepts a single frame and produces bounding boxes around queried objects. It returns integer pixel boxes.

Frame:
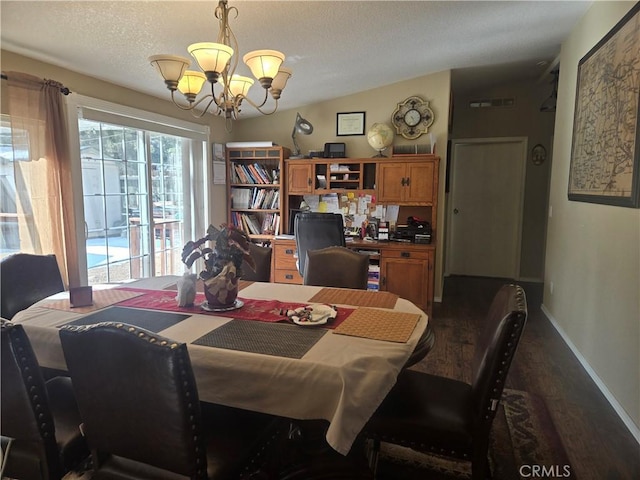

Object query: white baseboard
[541,304,640,444]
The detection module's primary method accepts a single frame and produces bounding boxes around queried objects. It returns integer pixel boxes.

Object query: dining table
[11,275,429,456]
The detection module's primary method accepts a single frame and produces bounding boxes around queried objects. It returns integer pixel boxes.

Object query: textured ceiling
[1,1,592,116]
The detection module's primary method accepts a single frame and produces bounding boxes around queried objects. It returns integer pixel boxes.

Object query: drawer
[381,249,430,260]
[274,244,298,270]
[274,269,303,284]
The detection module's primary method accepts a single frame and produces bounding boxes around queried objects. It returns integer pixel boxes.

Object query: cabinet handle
[307,178,312,186]
[405,177,410,186]
[401,252,411,258]
[285,249,294,255]
[285,274,293,279]
[381,276,386,287]
[400,178,406,186]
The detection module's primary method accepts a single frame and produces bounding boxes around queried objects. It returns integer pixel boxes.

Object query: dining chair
[1,319,88,480]
[303,246,369,290]
[1,253,65,320]
[363,284,528,480]
[59,322,282,480]
[242,243,272,282]
[294,212,345,277]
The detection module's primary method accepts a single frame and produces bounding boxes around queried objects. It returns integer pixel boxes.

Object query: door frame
[445,137,528,279]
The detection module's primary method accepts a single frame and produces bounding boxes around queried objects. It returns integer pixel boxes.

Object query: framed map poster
[568,3,640,208]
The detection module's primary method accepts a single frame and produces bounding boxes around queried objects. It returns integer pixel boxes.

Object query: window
[68,96,210,285]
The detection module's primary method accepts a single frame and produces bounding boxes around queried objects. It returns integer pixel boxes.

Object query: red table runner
[115,288,352,329]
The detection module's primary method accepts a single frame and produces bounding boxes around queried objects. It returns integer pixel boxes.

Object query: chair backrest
[241,243,272,282]
[1,253,65,319]
[303,246,369,290]
[294,212,345,276]
[1,319,62,480]
[59,322,207,479]
[470,284,528,429]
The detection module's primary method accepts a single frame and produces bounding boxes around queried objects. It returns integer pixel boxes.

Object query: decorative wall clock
[391,96,435,139]
[532,144,547,165]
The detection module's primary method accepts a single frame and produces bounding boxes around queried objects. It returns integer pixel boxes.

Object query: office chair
[303,246,369,290]
[59,322,281,479]
[294,213,345,277]
[363,284,528,480]
[1,319,88,480]
[1,253,65,320]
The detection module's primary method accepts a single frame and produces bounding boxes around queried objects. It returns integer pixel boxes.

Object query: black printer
[391,216,432,244]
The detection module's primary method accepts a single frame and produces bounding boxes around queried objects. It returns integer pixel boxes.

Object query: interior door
[447,139,526,278]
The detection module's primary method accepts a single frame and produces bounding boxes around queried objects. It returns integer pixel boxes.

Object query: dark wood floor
[411,275,639,480]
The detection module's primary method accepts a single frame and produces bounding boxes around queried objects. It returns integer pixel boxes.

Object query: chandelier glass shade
[148,0,291,129]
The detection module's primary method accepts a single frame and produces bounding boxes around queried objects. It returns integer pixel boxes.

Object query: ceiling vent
[469,97,515,108]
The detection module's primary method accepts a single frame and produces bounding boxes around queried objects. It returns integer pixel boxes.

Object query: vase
[202,262,239,309]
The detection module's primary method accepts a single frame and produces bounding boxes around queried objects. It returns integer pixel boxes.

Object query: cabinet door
[377,163,406,203]
[288,163,313,194]
[406,161,435,204]
[380,249,433,315]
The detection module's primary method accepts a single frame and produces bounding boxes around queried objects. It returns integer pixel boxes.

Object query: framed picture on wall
[336,111,366,136]
[568,3,640,208]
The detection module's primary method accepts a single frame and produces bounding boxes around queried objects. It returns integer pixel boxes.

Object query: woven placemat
[43,289,144,313]
[308,288,398,309]
[62,306,190,333]
[333,308,420,343]
[193,319,327,359]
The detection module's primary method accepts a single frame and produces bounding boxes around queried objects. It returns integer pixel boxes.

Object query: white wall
[544,1,639,433]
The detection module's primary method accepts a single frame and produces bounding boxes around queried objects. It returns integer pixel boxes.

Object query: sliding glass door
[79,119,186,284]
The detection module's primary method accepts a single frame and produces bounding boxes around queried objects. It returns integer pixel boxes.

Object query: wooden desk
[12,277,427,455]
[272,237,435,317]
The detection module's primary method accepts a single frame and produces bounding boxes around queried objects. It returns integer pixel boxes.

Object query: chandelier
[148,0,291,129]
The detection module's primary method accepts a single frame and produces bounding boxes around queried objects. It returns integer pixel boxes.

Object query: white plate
[290,304,337,326]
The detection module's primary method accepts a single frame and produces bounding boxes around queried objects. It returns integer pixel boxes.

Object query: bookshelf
[226,145,290,241]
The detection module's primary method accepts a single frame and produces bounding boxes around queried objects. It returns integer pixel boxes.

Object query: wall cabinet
[377,159,437,205]
[226,146,290,241]
[287,163,313,195]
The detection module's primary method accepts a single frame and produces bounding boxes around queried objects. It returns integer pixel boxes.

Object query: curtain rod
[1,73,71,95]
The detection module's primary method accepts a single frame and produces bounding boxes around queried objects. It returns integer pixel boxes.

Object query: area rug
[375,388,575,480]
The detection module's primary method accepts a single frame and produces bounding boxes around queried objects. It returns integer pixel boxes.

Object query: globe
[367,123,394,157]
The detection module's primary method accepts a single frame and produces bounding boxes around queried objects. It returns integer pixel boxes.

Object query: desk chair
[303,246,369,290]
[59,322,281,480]
[1,320,88,480]
[363,284,528,480]
[294,213,345,277]
[1,253,65,320]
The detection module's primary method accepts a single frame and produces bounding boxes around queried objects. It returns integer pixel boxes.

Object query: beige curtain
[5,72,80,288]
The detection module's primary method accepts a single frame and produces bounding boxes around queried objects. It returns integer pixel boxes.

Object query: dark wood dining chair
[303,246,369,290]
[1,253,65,320]
[59,322,282,480]
[241,243,272,282]
[294,212,345,277]
[1,319,88,480]
[363,284,528,480]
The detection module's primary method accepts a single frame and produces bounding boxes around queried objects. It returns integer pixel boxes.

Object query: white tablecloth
[12,276,428,455]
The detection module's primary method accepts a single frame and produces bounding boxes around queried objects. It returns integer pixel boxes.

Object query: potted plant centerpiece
[181,224,255,310]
